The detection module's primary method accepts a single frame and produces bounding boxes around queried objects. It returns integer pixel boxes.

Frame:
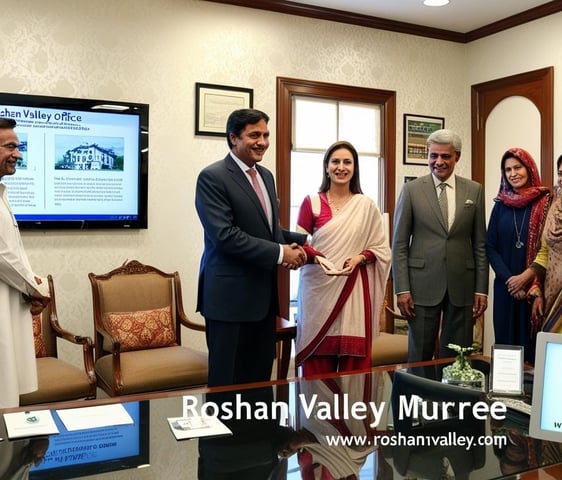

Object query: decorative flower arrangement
[442,343,484,386]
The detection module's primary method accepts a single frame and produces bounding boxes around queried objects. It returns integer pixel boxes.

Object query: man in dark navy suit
[195,109,306,386]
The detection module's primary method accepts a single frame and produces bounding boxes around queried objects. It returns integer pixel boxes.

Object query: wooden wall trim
[465,1,562,42]
[471,67,554,190]
[204,0,562,43]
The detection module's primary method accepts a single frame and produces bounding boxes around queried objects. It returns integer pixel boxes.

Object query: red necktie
[247,168,268,214]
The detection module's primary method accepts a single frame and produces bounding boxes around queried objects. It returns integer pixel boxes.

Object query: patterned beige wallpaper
[3,0,560,371]
[2,1,561,478]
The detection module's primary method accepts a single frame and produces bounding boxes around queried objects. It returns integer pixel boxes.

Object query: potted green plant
[441,343,484,388]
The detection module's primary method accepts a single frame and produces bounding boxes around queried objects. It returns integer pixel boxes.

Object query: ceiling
[206,0,562,42]
[287,0,555,33]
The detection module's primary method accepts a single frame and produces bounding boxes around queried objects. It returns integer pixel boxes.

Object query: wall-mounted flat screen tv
[0,92,148,229]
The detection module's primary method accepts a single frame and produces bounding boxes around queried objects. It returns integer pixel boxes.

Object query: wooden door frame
[471,66,553,351]
[471,67,554,189]
[275,76,396,318]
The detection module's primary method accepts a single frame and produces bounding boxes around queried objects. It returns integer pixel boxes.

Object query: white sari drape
[0,184,41,408]
[295,371,392,477]
[296,194,390,363]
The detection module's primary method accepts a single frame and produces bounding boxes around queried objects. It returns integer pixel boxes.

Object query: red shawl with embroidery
[495,147,552,267]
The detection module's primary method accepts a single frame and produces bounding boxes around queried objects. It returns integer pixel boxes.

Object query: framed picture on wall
[195,83,253,136]
[403,113,445,165]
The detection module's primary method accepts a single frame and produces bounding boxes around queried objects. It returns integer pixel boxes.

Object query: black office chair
[388,368,486,479]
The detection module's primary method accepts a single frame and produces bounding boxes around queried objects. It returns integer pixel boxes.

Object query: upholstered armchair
[371,276,409,366]
[20,275,96,406]
[89,260,208,397]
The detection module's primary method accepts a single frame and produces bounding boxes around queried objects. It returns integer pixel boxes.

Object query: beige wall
[466,15,562,352]
[3,0,561,362]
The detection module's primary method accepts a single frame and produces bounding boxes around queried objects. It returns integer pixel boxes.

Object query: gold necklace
[327,192,352,214]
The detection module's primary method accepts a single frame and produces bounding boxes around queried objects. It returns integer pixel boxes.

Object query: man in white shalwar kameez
[0,118,50,409]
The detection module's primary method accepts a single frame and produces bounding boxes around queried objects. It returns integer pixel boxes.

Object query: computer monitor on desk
[529,332,562,442]
[389,369,486,478]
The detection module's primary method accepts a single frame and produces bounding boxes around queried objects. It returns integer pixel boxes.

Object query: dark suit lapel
[450,175,468,234]
[256,163,277,231]
[225,155,271,231]
[255,163,277,205]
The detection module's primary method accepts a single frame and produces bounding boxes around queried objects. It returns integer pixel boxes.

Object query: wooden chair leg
[275,316,296,379]
[276,337,292,379]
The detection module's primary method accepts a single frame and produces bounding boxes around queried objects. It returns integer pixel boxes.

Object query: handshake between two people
[282,243,307,270]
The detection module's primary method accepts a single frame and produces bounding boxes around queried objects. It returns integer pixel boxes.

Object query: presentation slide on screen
[30,402,142,474]
[0,104,140,220]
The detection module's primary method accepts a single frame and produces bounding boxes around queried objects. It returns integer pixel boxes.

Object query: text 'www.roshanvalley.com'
[324,432,507,451]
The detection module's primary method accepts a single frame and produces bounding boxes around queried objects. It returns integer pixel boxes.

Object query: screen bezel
[29,401,149,480]
[0,91,148,230]
[529,332,562,442]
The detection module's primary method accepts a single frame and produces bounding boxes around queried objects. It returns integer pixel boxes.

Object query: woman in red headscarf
[486,148,552,363]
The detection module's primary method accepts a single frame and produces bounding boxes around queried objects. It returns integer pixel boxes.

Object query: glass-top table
[1,357,561,479]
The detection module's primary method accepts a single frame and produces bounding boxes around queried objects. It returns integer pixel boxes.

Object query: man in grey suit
[392,129,488,362]
[195,109,307,386]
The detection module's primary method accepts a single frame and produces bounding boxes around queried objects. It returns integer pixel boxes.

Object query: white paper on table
[3,410,59,439]
[167,415,232,440]
[56,404,134,431]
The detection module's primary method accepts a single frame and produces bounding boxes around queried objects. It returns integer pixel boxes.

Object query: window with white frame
[289,96,384,307]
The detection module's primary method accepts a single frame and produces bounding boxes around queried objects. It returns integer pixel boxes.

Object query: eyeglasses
[0,143,20,152]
